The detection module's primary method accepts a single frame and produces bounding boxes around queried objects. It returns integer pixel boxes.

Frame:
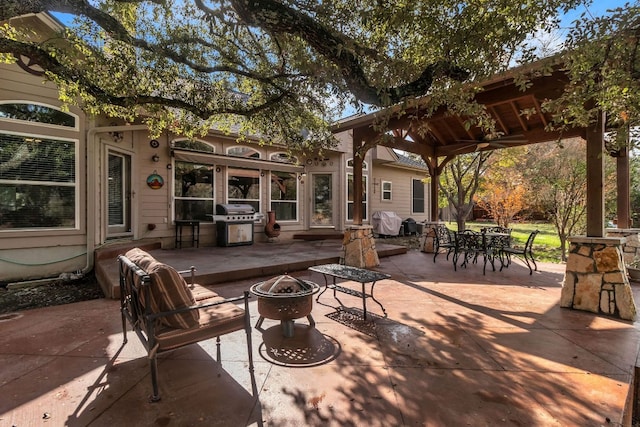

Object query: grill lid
[216,203,255,215]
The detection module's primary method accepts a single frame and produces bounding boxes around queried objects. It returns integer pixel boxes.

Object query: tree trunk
[560,235,567,262]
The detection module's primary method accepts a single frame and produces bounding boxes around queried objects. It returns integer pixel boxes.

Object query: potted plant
[627,259,640,281]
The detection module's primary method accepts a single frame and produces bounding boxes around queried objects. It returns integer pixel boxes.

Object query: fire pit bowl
[250,275,320,337]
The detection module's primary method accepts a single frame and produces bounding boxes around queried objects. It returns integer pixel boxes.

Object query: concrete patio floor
[2,245,640,426]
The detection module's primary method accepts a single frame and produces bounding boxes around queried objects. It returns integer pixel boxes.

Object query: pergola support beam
[616,136,631,229]
[586,112,605,237]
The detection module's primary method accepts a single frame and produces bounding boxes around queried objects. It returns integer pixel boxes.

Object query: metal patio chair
[452,230,483,271]
[501,230,539,275]
[433,225,456,262]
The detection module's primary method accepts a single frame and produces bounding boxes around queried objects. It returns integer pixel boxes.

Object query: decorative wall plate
[147,172,164,189]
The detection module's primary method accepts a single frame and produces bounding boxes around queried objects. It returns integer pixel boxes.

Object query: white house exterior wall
[0,43,428,284]
[0,63,89,282]
[370,165,431,223]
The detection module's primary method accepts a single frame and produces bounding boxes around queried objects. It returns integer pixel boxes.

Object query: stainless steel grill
[215,204,256,247]
[214,203,257,222]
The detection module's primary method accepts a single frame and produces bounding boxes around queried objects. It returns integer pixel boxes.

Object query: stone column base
[419,222,444,253]
[606,228,640,266]
[561,236,636,321]
[342,225,380,268]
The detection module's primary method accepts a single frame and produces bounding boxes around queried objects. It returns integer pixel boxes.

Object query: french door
[107,151,132,235]
[310,173,334,227]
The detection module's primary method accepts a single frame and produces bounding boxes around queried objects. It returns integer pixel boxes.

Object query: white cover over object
[371,211,403,236]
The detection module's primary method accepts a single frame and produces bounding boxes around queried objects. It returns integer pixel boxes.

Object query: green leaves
[1,0,589,152]
[542,4,640,142]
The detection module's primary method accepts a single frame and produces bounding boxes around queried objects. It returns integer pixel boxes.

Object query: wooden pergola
[332,64,631,236]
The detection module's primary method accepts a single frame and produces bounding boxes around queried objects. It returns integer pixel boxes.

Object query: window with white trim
[412,178,425,214]
[228,167,260,212]
[174,161,214,221]
[0,133,77,229]
[0,102,77,129]
[173,139,215,153]
[346,158,368,221]
[381,180,392,201]
[347,158,368,170]
[270,152,298,164]
[227,146,260,158]
[270,171,298,221]
[347,173,368,221]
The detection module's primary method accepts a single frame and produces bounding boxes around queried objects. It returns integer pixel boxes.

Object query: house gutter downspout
[84,125,149,275]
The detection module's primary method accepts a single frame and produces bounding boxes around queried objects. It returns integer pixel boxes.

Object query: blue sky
[561,0,631,26]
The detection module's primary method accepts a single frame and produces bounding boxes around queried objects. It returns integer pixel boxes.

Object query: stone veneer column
[342,225,380,268]
[561,236,636,321]
[419,222,444,253]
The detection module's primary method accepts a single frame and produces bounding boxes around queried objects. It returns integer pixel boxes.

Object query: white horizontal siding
[370,165,430,222]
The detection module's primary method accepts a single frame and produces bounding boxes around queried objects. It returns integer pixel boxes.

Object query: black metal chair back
[501,230,539,274]
[480,226,512,235]
[433,225,456,262]
[452,230,482,270]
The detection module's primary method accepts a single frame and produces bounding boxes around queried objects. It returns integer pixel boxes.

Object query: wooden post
[616,142,630,229]
[430,171,439,221]
[352,129,365,225]
[586,112,605,237]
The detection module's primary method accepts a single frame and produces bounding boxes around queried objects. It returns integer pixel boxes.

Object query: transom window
[346,158,368,169]
[173,139,215,153]
[270,152,298,164]
[0,133,77,230]
[0,102,76,128]
[174,161,215,221]
[227,146,260,158]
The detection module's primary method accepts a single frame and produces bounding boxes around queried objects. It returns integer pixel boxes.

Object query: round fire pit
[250,275,320,337]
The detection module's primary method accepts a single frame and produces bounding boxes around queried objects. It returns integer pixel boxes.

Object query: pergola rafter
[333,62,626,234]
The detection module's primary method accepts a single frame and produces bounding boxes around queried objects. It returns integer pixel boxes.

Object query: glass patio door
[311,173,333,227]
[107,151,132,235]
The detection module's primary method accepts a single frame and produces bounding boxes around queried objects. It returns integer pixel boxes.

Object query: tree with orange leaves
[476,148,527,229]
[477,181,526,229]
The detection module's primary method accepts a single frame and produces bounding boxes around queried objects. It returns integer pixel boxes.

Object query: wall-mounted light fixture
[166,163,172,170]
[108,122,123,143]
[152,154,160,162]
[216,166,221,173]
[260,170,265,177]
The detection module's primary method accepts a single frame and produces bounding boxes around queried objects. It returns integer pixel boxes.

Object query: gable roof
[372,146,429,172]
[332,58,584,159]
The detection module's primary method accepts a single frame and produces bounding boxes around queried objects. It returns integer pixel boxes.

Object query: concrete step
[96,240,407,300]
[94,240,162,299]
[293,231,344,241]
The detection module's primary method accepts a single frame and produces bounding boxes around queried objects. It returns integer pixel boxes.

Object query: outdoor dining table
[308,263,390,319]
[453,231,511,274]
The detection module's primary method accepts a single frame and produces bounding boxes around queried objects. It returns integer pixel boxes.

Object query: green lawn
[443,221,563,263]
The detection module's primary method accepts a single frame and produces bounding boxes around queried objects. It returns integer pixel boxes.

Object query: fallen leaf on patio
[309,392,326,409]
